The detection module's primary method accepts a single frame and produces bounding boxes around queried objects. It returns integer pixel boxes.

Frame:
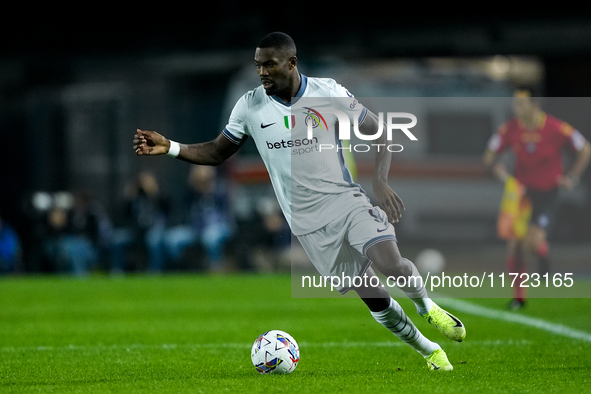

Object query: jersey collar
[270,74,308,107]
[518,111,546,131]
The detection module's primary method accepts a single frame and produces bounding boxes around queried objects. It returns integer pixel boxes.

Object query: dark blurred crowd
[0,166,291,277]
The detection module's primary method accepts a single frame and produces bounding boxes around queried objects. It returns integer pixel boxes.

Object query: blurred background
[1,10,591,277]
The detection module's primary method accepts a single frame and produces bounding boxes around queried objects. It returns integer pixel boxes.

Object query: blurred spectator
[252,194,291,272]
[67,190,112,272]
[0,215,22,273]
[164,165,234,272]
[41,205,68,272]
[39,190,110,276]
[228,182,291,273]
[110,171,170,273]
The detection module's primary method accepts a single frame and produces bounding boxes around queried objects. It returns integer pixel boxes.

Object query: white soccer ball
[415,248,446,275]
[251,330,300,374]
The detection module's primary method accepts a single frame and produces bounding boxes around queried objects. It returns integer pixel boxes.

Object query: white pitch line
[299,339,533,348]
[435,297,591,343]
[0,339,533,354]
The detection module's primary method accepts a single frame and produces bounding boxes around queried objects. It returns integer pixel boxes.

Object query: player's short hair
[257,32,297,56]
[514,89,532,98]
[514,88,542,106]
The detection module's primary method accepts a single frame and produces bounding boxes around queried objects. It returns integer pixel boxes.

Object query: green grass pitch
[1,273,590,393]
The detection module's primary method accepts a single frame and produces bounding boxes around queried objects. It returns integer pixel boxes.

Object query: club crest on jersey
[526,142,537,153]
[303,107,329,131]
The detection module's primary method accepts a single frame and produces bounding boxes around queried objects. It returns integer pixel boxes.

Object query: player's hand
[134,129,170,156]
[557,174,579,190]
[373,181,405,223]
[492,162,510,183]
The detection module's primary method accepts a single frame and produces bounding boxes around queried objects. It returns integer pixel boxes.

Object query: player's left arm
[558,138,591,189]
[483,149,511,182]
[358,110,405,223]
[483,125,511,182]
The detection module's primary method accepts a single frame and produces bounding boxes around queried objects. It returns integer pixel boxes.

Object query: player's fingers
[396,194,406,211]
[385,201,400,223]
[392,208,402,222]
[137,129,156,138]
[383,205,395,223]
[386,193,400,215]
[389,195,404,220]
[133,141,151,156]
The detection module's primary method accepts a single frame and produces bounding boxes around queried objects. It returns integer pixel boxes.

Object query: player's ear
[289,56,298,69]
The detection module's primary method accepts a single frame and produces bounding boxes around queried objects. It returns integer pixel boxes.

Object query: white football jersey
[223,74,369,235]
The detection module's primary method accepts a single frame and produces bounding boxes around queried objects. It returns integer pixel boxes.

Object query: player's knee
[366,242,407,277]
[380,256,412,279]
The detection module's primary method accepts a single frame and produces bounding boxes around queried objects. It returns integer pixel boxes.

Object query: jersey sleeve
[329,80,368,126]
[221,94,251,146]
[569,129,589,151]
[558,120,588,152]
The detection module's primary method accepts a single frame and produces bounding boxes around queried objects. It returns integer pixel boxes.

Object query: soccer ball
[415,248,446,275]
[251,330,300,374]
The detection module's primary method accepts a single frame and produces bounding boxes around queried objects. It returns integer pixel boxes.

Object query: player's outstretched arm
[558,141,591,189]
[134,129,241,166]
[359,110,405,223]
[483,149,510,182]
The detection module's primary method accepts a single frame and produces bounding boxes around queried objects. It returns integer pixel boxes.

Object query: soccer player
[134,32,465,371]
[483,91,591,310]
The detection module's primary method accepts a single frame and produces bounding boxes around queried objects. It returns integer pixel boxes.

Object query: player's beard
[263,83,280,96]
[262,77,285,97]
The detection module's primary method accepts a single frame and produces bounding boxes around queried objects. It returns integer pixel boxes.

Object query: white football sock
[370,297,440,357]
[411,297,434,316]
[396,258,433,315]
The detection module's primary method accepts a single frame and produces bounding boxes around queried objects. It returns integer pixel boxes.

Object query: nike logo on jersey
[261,122,276,129]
